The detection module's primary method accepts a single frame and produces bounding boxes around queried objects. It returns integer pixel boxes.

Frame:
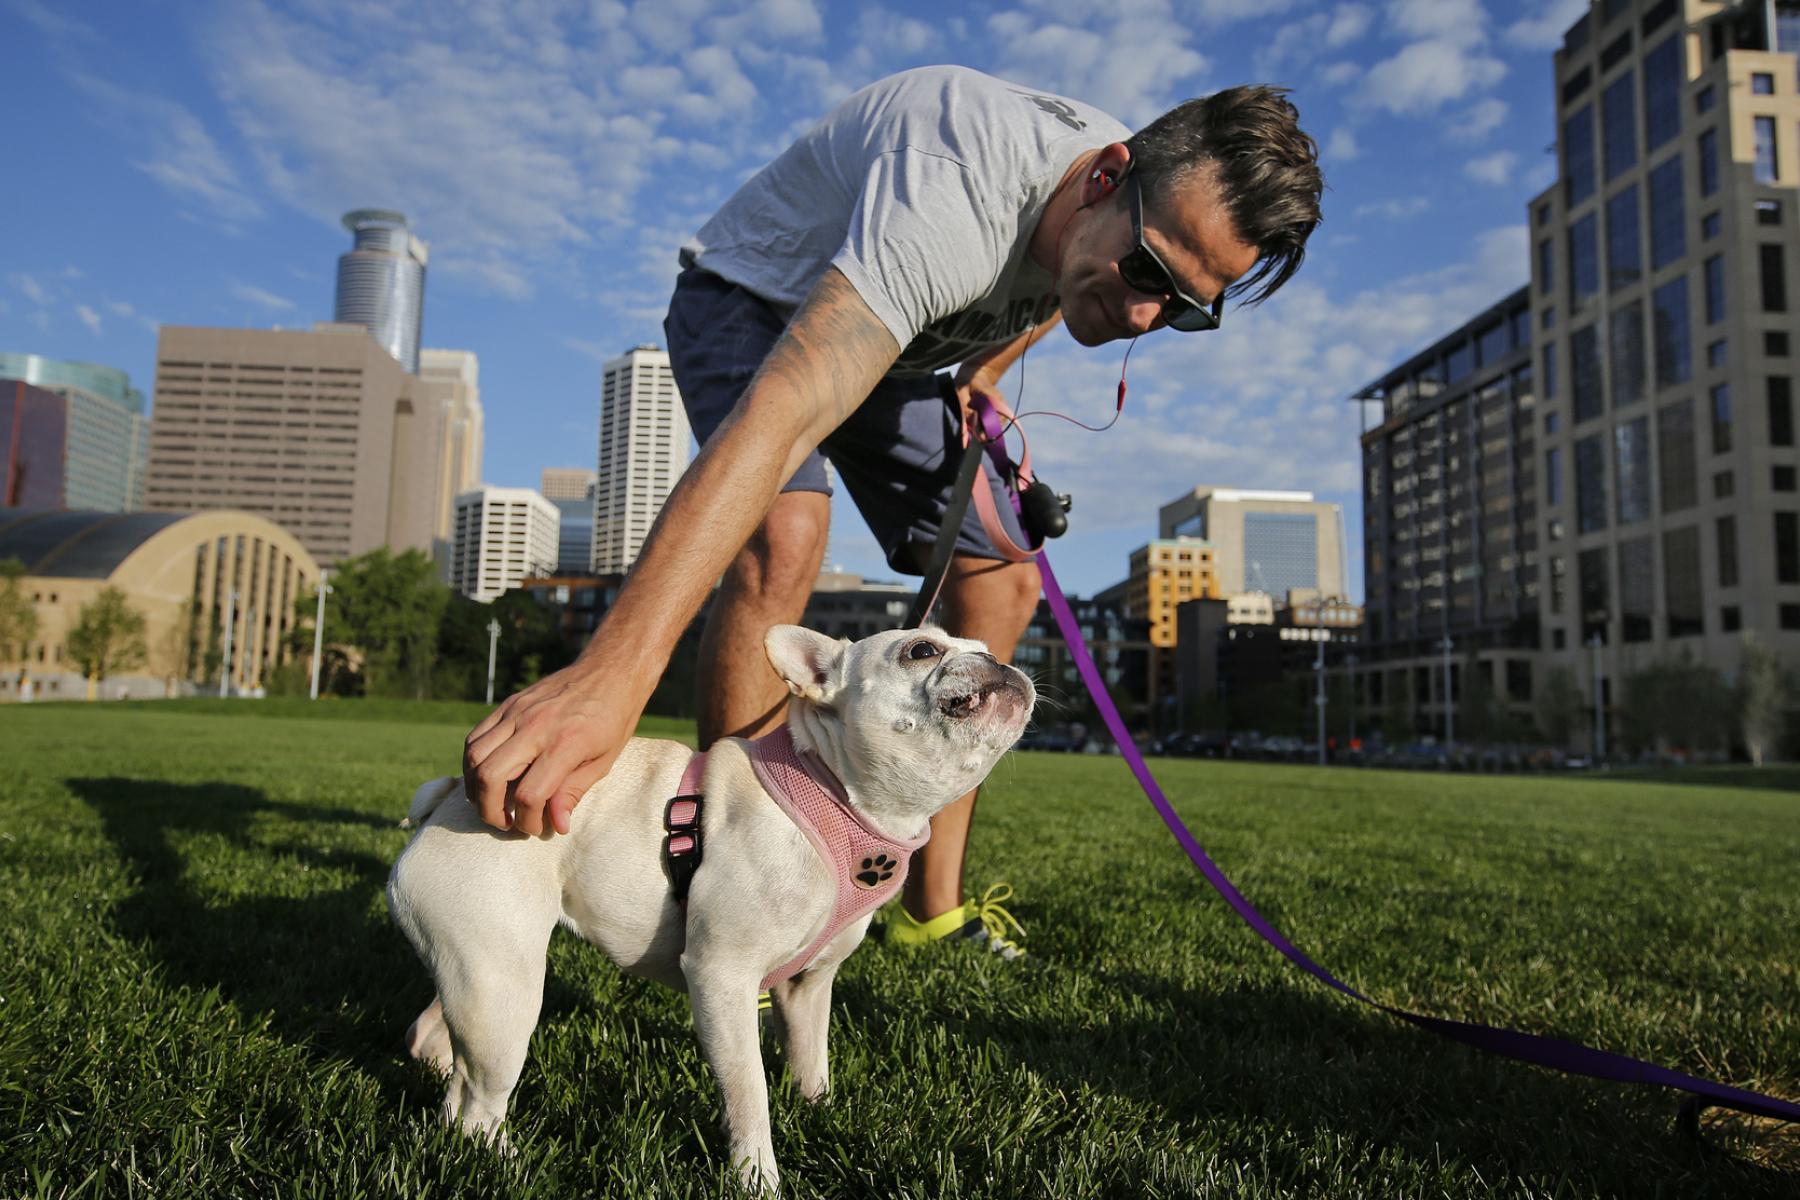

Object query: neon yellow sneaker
[885,883,1026,960]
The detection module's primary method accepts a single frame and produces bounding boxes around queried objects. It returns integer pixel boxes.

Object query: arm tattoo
[747,268,900,436]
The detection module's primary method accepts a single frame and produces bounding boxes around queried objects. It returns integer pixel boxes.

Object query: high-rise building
[592,346,691,574]
[1526,0,1800,733]
[334,209,427,373]
[541,466,597,501]
[397,349,484,569]
[146,324,410,566]
[1158,486,1348,600]
[0,353,149,511]
[1351,289,1540,735]
[449,485,560,602]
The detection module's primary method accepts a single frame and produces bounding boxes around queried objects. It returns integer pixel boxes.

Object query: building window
[1664,526,1704,637]
[1702,211,1722,239]
[1579,546,1611,642]
[1704,255,1727,324]
[1545,409,1561,435]
[1576,434,1608,533]
[1652,276,1691,388]
[1711,382,1733,453]
[1784,604,1800,630]
[1538,201,1553,226]
[1721,605,1742,631]
[1718,514,1740,587]
[1761,244,1788,312]
[1565,104,1597,206]
[1772,376,1796,445]
[1614,417,1653,524]
[1603,71,1638,180]
[1609,300,1646,409]
[1695,84,1715,113]
[1619,536,1655,643]
[1538,238,1556,294]
[1569,212,1600,304]
[1768,330,1791,356]
[1550,554,1568,614]
[1643,36,1683,150]
[1708,339,1729,367]
[1698,128,1720,196]
[1477,321,1510,365]
[1778,512,1800,583]
[1753,72,1776,95]
[1446,341,1474,383]
[1605,185,1641,290]
[1572,324,1602,420]
[1714,470,1734,498]
[1648,155,1685,269]
[1546,446,1564,506]
[1659,399,1697,512]
[1776,465,1798,492]
[1757,199,1783,225]
[1755,116,1779,182]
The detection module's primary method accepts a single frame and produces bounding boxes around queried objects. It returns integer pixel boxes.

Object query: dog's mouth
[937,679,1030,722]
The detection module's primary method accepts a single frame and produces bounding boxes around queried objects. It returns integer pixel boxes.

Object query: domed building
[0,509,320,700]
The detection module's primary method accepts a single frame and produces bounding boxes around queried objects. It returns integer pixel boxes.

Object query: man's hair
[1126,86,1323,306]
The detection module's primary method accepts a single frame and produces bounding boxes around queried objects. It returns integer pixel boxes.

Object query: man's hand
[463,662,632,837]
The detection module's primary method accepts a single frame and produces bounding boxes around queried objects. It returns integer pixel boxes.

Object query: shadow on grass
[834,952,1794,1198]
[65,776,431,1093]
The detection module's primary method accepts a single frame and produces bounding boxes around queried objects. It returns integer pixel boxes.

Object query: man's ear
[764,626,848,703]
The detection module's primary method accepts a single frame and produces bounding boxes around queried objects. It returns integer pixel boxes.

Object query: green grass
[1,702,1794,1198]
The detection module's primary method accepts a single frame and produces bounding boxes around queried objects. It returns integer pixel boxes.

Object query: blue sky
[1,0,1586,599]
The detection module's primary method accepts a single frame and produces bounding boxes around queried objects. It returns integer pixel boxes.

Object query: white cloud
[1319,61,1362,87]
[1325,128,1360,162]
[10,273,46,304]
[560,336,611,362]
[230,282,296,311]
[1353,195,1430,220]
[1447,98,1510,141]
[1359,37,1506,114]
[1464,150,1518,185]
[1504,0,1590,50]
[986,4,1208,127]
[1387,0,1488,47]
[75,304,102,334]
[69,74,263,222]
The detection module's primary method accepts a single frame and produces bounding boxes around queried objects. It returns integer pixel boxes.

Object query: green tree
[1537,666,1585,747]
[1739,633,1789,767]
[290,549,448,699]
[1619,656,1734,757]
[0,557,38,670]
[67,587,147,698]
[438,587,574,702]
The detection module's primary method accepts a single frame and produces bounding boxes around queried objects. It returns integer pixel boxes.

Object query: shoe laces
[968,882,1026,954]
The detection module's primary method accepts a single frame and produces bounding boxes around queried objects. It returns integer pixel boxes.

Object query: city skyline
[0,0,1585,598]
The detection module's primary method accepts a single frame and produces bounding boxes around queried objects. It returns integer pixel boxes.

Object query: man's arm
[463,267,901,836]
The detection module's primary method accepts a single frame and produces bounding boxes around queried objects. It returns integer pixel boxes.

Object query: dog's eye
[904,640,942,661]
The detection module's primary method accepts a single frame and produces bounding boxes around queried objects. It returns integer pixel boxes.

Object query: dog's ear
[764,625,848,703]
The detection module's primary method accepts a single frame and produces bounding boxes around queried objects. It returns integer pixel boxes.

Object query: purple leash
[957,392,1799,1126]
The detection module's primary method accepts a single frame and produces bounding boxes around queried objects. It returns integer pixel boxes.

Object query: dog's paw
[854,852,898,890]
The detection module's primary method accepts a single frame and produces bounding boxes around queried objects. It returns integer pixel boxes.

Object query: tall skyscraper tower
[592,346,692,574]
[334,209,427,373]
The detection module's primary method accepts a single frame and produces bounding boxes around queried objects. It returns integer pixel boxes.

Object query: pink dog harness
[664,726,930,989]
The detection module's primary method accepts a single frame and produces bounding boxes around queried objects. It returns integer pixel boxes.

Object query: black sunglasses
[1120,170,1224,333]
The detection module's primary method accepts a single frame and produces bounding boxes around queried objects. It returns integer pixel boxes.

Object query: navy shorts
[662,267,1029,576]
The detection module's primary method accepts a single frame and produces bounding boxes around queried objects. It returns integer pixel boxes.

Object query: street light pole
[1314,630,1326,766]
[1346,652,1359,747]
[219,588,238,698]
[309,569,332,701]
[486,618,501,705]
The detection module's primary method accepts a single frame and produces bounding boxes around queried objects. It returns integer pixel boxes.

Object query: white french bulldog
[388,624,1035,1190]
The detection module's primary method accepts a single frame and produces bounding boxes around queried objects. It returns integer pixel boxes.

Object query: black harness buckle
[663,794,704,904]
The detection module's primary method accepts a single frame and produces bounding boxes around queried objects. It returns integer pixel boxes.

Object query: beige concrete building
[1158,486,1348,601]
[1527,0,1800,732]
[540,467,597,501]
[145,325,481,569]
[1121,537,1221,704]
[0,508,320,699]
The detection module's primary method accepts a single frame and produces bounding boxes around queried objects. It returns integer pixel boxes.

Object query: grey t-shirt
[679,66,1130,375]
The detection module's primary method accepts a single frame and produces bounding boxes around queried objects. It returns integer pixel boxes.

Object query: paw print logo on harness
[854,853,898,890]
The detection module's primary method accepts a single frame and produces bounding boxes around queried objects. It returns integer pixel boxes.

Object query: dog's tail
[401,776,462,830]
